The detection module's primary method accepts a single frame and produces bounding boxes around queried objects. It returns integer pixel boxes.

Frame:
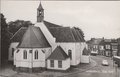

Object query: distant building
[9,2,89,71]
[104,39,112,57]
[87,38,103,55]
[111,39,118,56]
[117,38,120,56]
[99,39,105,55]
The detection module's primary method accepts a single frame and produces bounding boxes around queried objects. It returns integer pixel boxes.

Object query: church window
[16,49,19,53]
[35,50,38,59]
[68,50,72,59]
[12,48,14,57]
[50,60,54,67]
[23,50,27,59]
[42,50,45,53]
[58,60,62,68]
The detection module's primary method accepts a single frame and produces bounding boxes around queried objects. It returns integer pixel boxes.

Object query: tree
[1,13,12,63]
[8,20,33,34]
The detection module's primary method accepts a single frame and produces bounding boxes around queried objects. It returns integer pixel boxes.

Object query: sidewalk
[0,59,97,77]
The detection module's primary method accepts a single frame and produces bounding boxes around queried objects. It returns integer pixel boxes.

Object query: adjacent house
[87,38,103,55]
[99,40,105,55]
[111,39,118,56]
[104,39,112,57]
[8,2,89,71]
[117,38,120,56]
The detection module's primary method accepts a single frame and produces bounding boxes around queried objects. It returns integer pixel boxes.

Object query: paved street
[61,55,120,77]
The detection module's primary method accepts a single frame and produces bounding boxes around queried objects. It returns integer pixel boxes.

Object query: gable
[47,46,69,60]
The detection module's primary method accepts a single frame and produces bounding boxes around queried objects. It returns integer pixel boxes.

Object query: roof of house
[47,46,69,60]
[10,27,27,42]
[82,48,90,55]
[91,39,103,45]
[17,25,51,48]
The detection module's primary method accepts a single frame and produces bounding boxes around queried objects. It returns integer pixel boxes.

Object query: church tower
[37,2,44,22]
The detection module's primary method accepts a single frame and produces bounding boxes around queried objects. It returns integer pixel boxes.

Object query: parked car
[102,60,109,66]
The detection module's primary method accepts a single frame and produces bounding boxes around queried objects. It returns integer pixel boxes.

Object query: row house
[111,39,118,56]
[87,38,103,55]
[117,38,120,56]
[104,39,112,57]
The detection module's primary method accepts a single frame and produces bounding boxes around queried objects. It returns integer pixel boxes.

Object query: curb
[57,59,97,77]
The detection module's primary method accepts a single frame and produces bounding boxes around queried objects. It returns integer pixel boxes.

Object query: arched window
[23,50,27,59]
[12,48,14,57]
[68,50,72,59]
[35,50,38,59]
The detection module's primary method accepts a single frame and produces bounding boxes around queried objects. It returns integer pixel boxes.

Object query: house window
[12,48,14,57]
[58,60,62,68]
[23,50,27,59]
[106,45,110,49]
[50,60,54,67]
[68,50,72,59]
[35,50,38,59]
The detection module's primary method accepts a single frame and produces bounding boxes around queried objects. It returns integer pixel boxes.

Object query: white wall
[56,43,76,66]
[14,47,52,68]
[80,42,87,62]
[75,43,81,65]
[47,58,70,70]
[8,42,19,61]
[35,22,56,50]
[81,55,90,63]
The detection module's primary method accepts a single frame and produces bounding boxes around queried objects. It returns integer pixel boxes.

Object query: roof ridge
[10,27,27,40]
[17,27,30,48]
[31,26,42,46]
[70,28,76,42]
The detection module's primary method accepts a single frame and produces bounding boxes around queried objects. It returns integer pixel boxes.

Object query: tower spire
[37,1,44,22]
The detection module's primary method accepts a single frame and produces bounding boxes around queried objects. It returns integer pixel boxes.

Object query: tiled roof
[49,27,76,42]
[71,28,85,42]
[44,20,85,42]
[47,46,69,60]
[12,20,85,43]
[91,39,102,45]
[17,25,51,48]
[10,27,27,42]
[71,28,81,42]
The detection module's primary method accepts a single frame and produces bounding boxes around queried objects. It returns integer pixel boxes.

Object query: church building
[9,2,90,71]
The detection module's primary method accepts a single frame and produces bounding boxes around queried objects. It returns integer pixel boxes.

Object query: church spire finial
[37,1,44,22]
[38,1,43,10]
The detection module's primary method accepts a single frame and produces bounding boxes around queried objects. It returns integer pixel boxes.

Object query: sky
[1,1,120,40]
